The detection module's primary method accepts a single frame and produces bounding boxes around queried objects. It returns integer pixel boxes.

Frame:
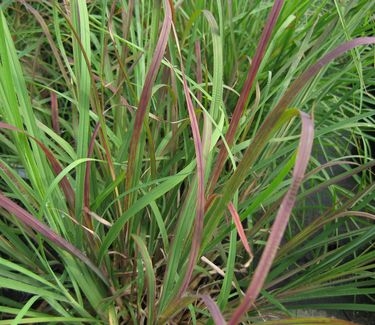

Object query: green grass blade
[98,162,194,262]
[132,235,156,325]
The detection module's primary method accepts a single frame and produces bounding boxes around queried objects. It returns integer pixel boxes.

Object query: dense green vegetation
[0,1,374,324]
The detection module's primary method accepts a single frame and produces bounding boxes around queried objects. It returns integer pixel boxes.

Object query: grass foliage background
[0,0,374,324]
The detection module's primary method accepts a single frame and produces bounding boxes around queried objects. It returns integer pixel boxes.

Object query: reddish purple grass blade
[199,294,226,325]
[208,0,284,194]
[170,22,205,298]
[270,37,375,120]
[83,122,101,230]
[124,0,172,208]
[0,122,75,212]
[228,112,314,325]
[228,202,252,257]
[50,91,60,134]
[225,38,375,204]
[0,192,108,285]
[225,37,375,324]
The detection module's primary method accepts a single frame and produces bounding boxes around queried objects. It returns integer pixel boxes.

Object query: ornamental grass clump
[0,1,374,324]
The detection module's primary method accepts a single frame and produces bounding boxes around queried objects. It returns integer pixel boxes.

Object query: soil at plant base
[293,309,375,325]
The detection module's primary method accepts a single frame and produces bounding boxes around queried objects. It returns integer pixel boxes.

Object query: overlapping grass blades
[0,1,374,324]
